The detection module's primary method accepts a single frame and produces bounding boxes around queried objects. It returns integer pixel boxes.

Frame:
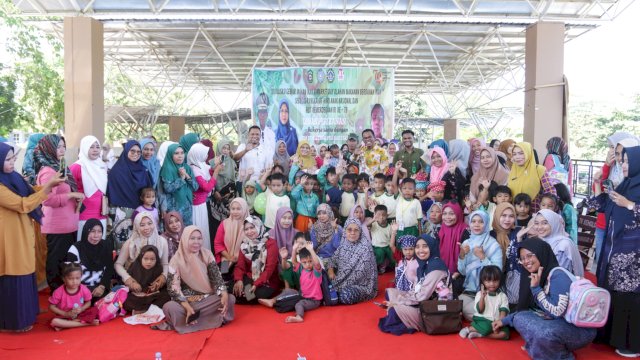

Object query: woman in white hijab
[532,209,584,277]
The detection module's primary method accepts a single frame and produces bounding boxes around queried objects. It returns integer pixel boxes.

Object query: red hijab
[438,202,467,273]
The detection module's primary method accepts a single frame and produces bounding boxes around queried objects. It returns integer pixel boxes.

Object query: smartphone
[186,310,201,324]
[602,179,614,194]
[59,157,68,177]
[219,260,230,274]
[220,154,226,163]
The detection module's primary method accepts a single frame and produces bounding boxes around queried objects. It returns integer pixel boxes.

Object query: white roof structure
[13,0,633,121]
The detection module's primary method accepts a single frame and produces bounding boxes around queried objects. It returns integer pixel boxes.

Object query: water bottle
[297,354,306,360]
[155,352,162,360]
[72,303,79,319]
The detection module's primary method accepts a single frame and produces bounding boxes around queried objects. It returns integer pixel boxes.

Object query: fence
[572,159,605,198]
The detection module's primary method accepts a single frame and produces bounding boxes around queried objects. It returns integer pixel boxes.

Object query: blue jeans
[592,227,605,273]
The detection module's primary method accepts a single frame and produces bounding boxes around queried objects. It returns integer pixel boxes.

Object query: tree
[0,72,31,136]
[0,2,64,134]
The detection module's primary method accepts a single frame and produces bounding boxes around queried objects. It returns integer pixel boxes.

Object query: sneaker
[468,332,483,339]
[459,327,470,338]
[616,349,640,358]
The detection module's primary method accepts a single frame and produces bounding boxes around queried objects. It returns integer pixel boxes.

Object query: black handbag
[274,293,302,313]
[419,299,463,335]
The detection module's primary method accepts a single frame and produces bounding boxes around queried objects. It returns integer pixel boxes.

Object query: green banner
[252,67,394,151]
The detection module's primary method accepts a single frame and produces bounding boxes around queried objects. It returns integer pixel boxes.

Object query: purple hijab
[268,207,297,256]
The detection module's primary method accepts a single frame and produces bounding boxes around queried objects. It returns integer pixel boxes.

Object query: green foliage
[0,2,64,134]
[0,72,31,136]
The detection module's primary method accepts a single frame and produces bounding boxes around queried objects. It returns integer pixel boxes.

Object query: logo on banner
[327,69,335,83]
[318,69,325,83]
[338,68,344,81]
[307,69,314,83]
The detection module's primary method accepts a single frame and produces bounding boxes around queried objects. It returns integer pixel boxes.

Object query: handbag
[273,293,303,313]
[419,299,463,335]
[321,270,339,306]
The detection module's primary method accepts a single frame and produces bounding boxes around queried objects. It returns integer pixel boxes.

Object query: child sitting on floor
[122,245,171,314]
[49,262,99,331]
[394,235,418,291]
[260,242,323,323]
[459,265,510,340]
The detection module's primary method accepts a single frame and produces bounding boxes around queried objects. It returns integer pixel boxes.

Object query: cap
[348,133,359,141]
[256,93,269,110]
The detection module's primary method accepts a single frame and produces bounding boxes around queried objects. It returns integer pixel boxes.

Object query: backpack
[547,154,569,186]
[95,287,129,323]
[548,267,610,328]
[321,270,339,306]
[273,292,303,313]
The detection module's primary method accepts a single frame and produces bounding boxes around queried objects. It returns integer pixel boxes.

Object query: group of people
[0,125,637,360]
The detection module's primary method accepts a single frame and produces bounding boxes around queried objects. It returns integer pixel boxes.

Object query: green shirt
[392,147,426,177]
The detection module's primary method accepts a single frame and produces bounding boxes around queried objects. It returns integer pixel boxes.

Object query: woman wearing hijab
[490,203,523,306]
[178,133,200,154]
[70,136,108,241]
[533,209,583,277]
[214,198,249,286]
[233,216,281,303]
[139,138,160,187]
[200,139,215,164]
[425,147,448,184]
[107,140,153,222]
[543,136,573,193]
[115,213,169,291]
[311,203,343,261]
[122,244,171,314]
[448,139,471,178]
[188,143,220,251]
[469,147,509,204]
[273,139,291,176]
[378,235,449,334]
[443,140,470,202]
[498,139,516,169]
[160,144,198,226]
[34,135,84,291]
[155,141,177,216]
[22,133,45,185]
[65,219,113,302]
[154,225,234,333]
[438,202,468,275]
[290,140,317,173]
[327,218,377,305]
[162,211,184,260]
[495,238,596,360]
[268,207,297,257]
[589,145,640,357]
[507,142,556,212]
[275,100,299,156]
[0,142,65,332]
[428,139,449,157]
[468,138,485,177]
[457,210,503,321]
[348,204,371,242]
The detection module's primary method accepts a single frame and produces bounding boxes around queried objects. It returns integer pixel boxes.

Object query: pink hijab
[438,202,468,273]
[428,147,449,183]
[169,225,216,294]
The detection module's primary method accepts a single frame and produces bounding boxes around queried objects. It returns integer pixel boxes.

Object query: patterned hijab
[22,133,44,185]
[545,137,570,171]
[349,204,371,242]
[273,140,291,176]
[33,134,77,191]
[216,139,236,190]
[268,207,296,256]
[162,211,184,242]
[240,216,269,281]
[223,198,250,259]
[330,218,377,297]
[507,142,546,200]
[498,139,516,169]
[313,203,336,246]
[169,225,216,294]
[0,143,43,223]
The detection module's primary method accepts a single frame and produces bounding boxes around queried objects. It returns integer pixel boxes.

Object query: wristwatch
[627,202,635,211]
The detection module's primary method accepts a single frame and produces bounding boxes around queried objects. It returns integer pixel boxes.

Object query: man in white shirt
[234,126,270,182]
[256,92,276,159]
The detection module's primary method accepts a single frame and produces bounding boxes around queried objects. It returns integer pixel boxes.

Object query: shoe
[616,349,640,358]
[458,327,470,338]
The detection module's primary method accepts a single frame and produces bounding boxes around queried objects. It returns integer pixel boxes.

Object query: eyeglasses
[129,149,142,154]
[518,253,537,264]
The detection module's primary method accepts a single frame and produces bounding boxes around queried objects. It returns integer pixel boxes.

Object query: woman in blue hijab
[275,100,299,156]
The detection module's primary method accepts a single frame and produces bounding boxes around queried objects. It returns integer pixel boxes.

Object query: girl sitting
[123,245,171,314]
[459,265,510,340]
[49,262,99,331]
[395,235,418,292]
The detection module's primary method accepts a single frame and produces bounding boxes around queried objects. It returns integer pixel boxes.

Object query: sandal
[150,322,172,331]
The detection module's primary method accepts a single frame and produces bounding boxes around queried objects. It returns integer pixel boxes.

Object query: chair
[577,214,597,269]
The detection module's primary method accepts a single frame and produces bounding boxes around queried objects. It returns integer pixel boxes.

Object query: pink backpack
[549,267,610,328]
[95,287,129,323]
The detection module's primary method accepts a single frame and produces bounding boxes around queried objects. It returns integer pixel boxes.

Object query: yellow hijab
[296,140,316,171]
[507,142,546,200]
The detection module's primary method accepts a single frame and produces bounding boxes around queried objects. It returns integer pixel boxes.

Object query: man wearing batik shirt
[350,128,389,176]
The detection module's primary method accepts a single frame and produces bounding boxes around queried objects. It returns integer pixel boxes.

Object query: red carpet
[0,273,618,360]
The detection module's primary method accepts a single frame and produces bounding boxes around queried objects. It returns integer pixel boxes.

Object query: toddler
[49,262,99,331]
[459,265,509,340]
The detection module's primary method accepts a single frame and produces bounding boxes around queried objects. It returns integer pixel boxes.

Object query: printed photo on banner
[252,67,394,153]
